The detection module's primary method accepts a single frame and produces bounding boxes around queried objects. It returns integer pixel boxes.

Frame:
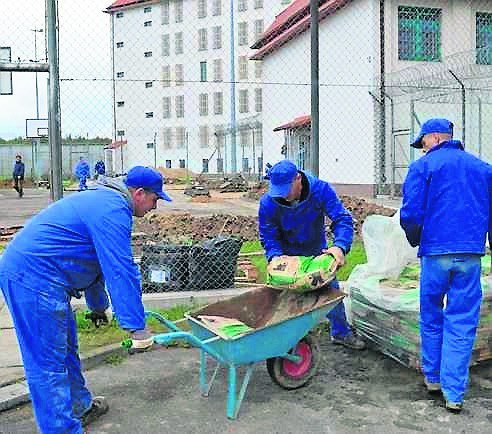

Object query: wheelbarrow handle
[144,310,182,332]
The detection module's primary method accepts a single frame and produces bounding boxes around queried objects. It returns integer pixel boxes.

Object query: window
[199,93,209,116]
[200,126,209,147]
[179,159,186,168]
[212,0,222,16]
[144,51,153,58]
[239,56,248,80]
[175,95,185,118]
[175,64,184,86]
[116,71,124,78]
[162,128,172,149]
[117,101,124,107]
[175,32,183,54]
[240,130,250,147]
[147,142,154,149]
[163,97,171,118]
[162,65,171,87]
[238,0,247,12]
[213,59,223,81]
[117,129,125,136]
[238,22,248,46]
[258,156,263,175]
[398,6,441,62]
[254,19,264,40]
[200,61,207,82]
[255,88,262,112]
[145,112,154,118]
[217,158,224,173]
[144,6,152,13]
[116,41,124,48]
[165,160,172,169]
[202,158,209,173]
[254,0,263,9]
[255,61,262,79]
[175,0,183,23]
[162,34,170,56]
[162,0,169,24]
[176,127,186,148]
[239,89,249,113]
[213,92,223,114]
[212,26,222,49]
[215,125,225,147]
[198,0,207,18]
[145,81,153,88]
[255,126,263,146]
[144,21,152,27]
[198,28,208,51]
[116,11,124,18]
[476,12,492,65]
[242,157,249,173]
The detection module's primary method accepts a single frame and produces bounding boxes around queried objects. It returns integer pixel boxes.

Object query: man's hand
[322,246,346,272]
[130,328,154,352]
[85,308,112,328]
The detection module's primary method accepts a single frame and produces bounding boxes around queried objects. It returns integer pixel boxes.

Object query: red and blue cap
[124,166,172,202]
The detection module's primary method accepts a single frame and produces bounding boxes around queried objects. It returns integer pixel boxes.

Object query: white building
[251,0,492,196]
[105,0,294,176]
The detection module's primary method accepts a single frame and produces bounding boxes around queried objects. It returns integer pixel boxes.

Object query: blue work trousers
[326,279,351,338]
[1,278,92,433]
[78,177,87,191]
[420,254,482,403]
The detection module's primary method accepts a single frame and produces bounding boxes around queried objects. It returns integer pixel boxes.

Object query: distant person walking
[74,157,90,191]
[94,160,106,180]
[12,154,25,198]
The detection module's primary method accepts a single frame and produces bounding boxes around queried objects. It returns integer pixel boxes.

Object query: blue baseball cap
[411,118,453,149]
[267,160,298,198]
[125,166,172,202]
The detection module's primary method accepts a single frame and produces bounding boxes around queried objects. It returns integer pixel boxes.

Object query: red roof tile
[106,0,153,12]
[274,115,311,131]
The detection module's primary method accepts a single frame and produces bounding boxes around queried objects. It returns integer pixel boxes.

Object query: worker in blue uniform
[94,160,106,179]
[74,156,90,190]
[400,118,492,413]
[258,159,365,350]
[0,166,172,433]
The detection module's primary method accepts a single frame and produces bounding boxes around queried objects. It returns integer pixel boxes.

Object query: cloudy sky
[0,0,112,139]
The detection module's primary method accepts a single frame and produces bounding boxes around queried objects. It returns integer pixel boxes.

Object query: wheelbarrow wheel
[266,333,321,390]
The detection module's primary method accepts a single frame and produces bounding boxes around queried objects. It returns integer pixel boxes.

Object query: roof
[106,139,127,149]
[106,0,154,12]
[251,0,352,60]
[273,115,311,131]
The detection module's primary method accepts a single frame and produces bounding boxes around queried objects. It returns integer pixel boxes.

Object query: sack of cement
[267,254,336,293]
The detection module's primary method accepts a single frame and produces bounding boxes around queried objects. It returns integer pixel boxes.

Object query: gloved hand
[85,308,113,328]
[129,328,154,352]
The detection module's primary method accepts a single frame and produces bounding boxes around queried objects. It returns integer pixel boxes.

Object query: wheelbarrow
[140,286,344,419]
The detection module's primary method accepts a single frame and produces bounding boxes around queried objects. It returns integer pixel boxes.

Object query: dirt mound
[157,167,197,183]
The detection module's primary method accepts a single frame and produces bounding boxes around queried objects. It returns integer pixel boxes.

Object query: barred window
[175,95,185,118]
[213,59,223,82]
[200,126,209,147]
[198,0,207,18]
[255,61,262,79]
[175,64,184,86]
[162,65,171,87]
[162,34,170,56]
[162,97,171,118]
[240,130,250,147]
[254,0,263,9]
[162,128,172,149]
[255,88,262,113]
[212,0,222,16]
[238,0,247,12]
[213,92,223,115]
[198,28,208,51]
[238,89,249,113]
[161,1,169,24]
[398,6,441,62]
[199,93,209,116]
[238,22,248,46]
[254,19,264,41]
[179,159,186,168]
[175,0,183,23]
[175,32,183,55]
[200,61,207,82]
[176,127,186,148]
[202,158,209,173]
[212,26,222,49]
[476,12,492,65]
[238,56,248,80]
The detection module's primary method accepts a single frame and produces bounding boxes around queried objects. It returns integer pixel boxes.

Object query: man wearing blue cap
[400,118,492,413]
[0,166,172,432]
[259,159,365,350]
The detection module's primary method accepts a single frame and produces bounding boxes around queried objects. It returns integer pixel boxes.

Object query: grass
[239,239,367,283]
[76,304,199,353]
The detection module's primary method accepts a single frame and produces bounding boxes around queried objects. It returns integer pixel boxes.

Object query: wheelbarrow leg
[200,350,221,397]
[227,363,255,420]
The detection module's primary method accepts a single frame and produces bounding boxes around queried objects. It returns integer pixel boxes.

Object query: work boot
[331,333,366,350]
[424,378,441,395]
[445,400,463,414]
[80,396,109,427]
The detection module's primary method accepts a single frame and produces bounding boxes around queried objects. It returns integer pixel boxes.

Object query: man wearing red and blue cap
[400,118,492,413]
[0,166,171,432]
[259,159,365,350]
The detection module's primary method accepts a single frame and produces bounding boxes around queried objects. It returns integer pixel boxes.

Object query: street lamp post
[31,28,43,119]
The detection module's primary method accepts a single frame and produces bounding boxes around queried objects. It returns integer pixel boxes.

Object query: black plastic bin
[188,236,242,290]
[140,244,190,292]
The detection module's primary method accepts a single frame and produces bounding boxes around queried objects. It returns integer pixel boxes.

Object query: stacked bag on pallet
[347,212,492,369]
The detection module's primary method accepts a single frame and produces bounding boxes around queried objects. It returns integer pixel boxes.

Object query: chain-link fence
[1,0,492,290]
